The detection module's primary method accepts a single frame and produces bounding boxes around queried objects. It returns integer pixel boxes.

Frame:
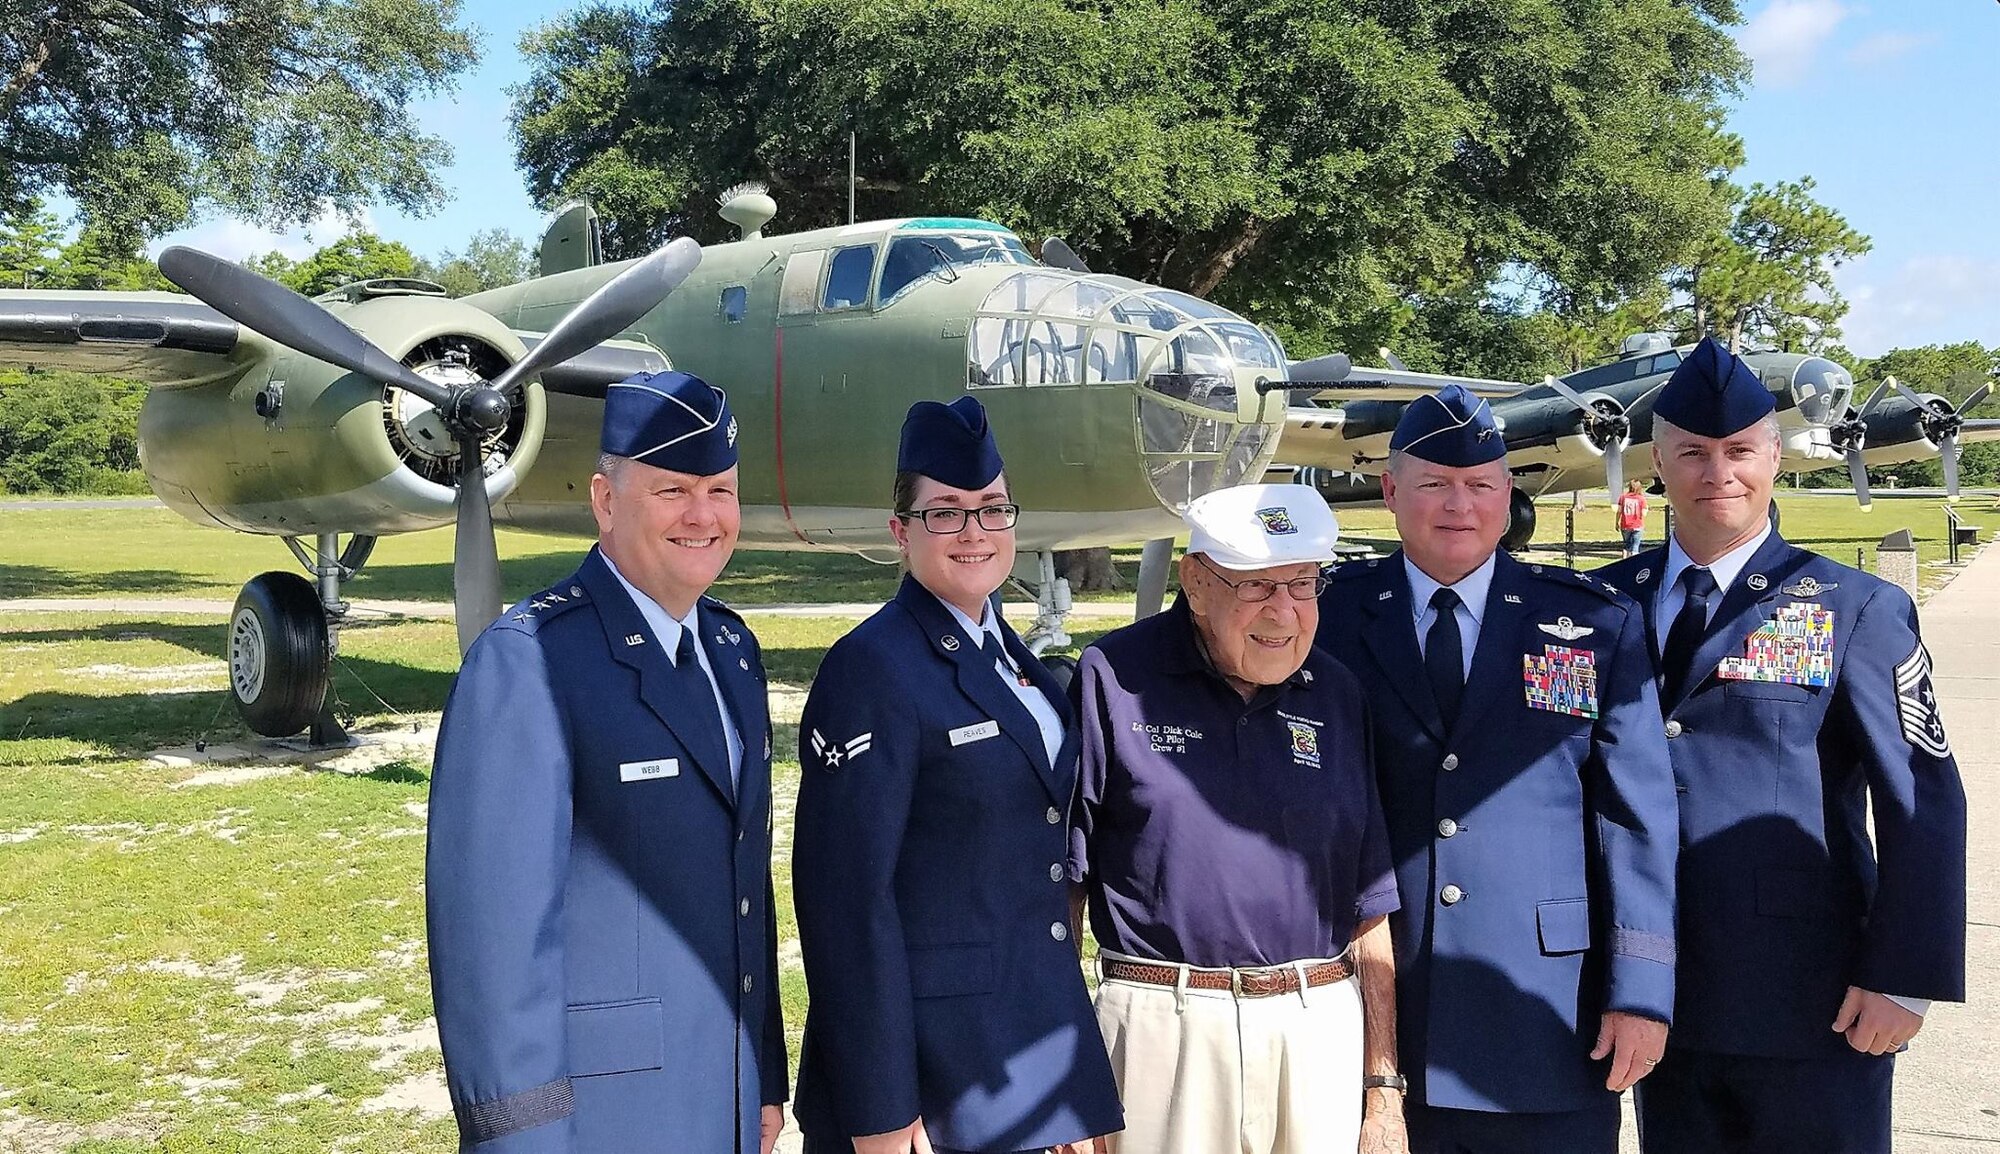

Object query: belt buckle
[1228,967,1245,998]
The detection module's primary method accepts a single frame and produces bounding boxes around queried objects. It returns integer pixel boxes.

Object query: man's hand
[760,1105,784,1154]
[1051,1136,1110,1154]
[853,1119,933,1154]
[1359,1087,1408,1154]
[1590,1010,1668,1092]
[1833,987,1924,1055]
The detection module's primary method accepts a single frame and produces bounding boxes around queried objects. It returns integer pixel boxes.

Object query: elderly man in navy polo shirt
[1070,482,1404,1154]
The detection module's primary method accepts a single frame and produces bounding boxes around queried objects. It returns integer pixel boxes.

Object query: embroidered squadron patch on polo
[1523,645,1599,718]
[1285,720,1321,768]
[1256,506,1298,535]
[1895,644,1950,758]
[1717,603,1834,686]
[809,727,873,770]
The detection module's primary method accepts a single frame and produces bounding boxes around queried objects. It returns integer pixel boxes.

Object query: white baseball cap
[1183,483,1340,571]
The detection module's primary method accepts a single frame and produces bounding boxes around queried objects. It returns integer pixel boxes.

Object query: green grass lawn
[0,493,1990,1151]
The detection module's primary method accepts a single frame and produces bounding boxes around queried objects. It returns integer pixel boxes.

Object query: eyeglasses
[1195,555,1330,603]
[897,502,1021,534]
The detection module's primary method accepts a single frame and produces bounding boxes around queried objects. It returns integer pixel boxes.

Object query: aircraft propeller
[1039,236,1092,275]
[1535,374,1634,497]
[1825,377,1898,511]
[1886,377,1992,502]
[159,238,704,652]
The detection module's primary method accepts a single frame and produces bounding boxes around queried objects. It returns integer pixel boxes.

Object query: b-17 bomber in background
[0,186,1987,741]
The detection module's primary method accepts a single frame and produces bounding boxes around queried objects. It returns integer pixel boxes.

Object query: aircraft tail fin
[539,203,603,275]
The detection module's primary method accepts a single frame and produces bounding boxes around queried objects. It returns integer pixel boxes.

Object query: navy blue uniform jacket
[426,546,786,1153]
[1315,552,1680,1114]
[1599,535,1966,1057]
[792,576,1122,1150]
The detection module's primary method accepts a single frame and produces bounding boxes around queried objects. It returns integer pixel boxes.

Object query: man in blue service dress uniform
[1314,384,1681,1154]
[792,397,1122,1154]
[426,371,787,1154]
[1598,338,1967,1154]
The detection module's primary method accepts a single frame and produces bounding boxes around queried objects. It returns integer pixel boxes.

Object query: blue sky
[153,0,1998,359]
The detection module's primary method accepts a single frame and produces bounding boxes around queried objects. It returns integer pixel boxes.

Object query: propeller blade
[453,431,503,654]
[1956,382,1993,416]
[1540,372,1592,411]
[1887,375,1930,414]
[1134,538,1175,620]
[158,246,450,406]
[1287,352,1353,384]
[1846,448,1873,512]
[1041,237,1091,274]
[1379,347,1410,372]
[1942,432,1962,501]
[1602,440,1624,500]
[491,237,701,396]
[1856,377,1896,419]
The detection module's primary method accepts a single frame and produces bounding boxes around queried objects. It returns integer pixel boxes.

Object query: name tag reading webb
[620,758,680,783]
[949,720,1000,747]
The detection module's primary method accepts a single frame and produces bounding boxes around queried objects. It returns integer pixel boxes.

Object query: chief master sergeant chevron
[425,370,787,1153]
[1314,383,1680,1154]
[1598,338,1967,1154]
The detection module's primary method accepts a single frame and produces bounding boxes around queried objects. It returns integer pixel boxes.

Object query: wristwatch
[1362,1074,1408,1093]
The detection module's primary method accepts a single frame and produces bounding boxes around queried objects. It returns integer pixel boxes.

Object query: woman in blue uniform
[792,397,1123,1154]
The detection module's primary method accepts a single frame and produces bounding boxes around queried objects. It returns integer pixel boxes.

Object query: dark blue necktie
[671,628,731,793]
[1425,587,1465,729]
[1662,566,1718,703]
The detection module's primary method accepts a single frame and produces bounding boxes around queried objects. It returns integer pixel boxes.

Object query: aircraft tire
[228,572,332,737]
[1040,653,1080,696]
[1502,488,1537,553]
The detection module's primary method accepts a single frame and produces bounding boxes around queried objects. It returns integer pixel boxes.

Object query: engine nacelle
[138,293,546,536]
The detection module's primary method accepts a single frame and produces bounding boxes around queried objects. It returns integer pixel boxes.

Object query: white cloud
[1845,30,1932,67]
[1737,0,1851,89]
[1833,253,2000,357]
[145,204,377,263]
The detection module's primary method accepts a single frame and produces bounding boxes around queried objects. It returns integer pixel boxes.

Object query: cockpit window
[822,245,876,311]
[1791,357,1853,424]
[878,233,1034,303]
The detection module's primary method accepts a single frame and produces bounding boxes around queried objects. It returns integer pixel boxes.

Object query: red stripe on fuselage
[771,327,810,543]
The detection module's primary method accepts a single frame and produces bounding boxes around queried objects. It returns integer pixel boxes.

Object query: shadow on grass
[0,563,201,598]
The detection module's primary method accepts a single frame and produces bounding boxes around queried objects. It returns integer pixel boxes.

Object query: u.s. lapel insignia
[1718,603,1834,686]
[1783,576,1837,598]
[1538,616,1595,641]
[1503,593,1523,604]
[810,727,874,770]
[624,633,645,646]
[1523,645,1600,718]
[1747,574,1769,592]
[1377,590,1394,601]
[1894,644,1950,757]
[941,634,960,651]
[1636,568,1653,585]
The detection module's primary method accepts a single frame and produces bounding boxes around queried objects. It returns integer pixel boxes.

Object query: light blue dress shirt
[604,554,744,788]
[940,595,1065,767]
[1404,552,1497,679]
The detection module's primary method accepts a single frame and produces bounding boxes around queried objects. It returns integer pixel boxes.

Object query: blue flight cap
[898,396,1005,490]
[1389,383,1506,466]
[600,371,739,475]
[1651,336,1776,438]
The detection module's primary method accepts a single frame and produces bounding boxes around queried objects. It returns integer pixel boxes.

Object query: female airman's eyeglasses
[897,503,1021,534]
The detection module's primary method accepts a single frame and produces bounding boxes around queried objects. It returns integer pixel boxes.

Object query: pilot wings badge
[1537,616,1595,641]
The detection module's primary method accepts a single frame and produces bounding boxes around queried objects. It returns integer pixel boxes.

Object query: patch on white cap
[1184,483,1339,571]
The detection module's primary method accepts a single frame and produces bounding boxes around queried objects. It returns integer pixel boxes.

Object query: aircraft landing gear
[225,532,374,745]
[1501,488,1537,553]
[1015,550,1074,656]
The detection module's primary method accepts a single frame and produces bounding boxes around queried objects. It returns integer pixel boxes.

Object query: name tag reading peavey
[619,758,680,783]
[949,720,1000,746]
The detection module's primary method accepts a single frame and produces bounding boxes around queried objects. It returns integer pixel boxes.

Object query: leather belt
[1101,951,1354,998]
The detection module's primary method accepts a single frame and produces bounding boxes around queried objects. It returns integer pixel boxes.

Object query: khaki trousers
[1094,951,1364,1154]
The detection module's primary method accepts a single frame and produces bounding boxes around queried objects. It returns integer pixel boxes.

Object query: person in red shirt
[1616,480,1649,557]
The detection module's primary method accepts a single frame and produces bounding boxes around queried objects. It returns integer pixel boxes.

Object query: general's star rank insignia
[1524,645,1599,718]
[809,727,874,770]
[1783,576,1838,598]
[1537,616,1594,641]
[1894,644,1950,758]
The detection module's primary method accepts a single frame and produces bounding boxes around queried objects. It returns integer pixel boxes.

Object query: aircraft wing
[1961,419,2000,444]
[1288,353,1527,404]
[0,290,273,387]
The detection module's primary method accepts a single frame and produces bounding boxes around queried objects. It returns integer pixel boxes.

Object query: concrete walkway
[0,596,1146,621]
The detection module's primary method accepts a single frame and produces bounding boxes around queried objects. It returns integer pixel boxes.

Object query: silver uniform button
[739,898,750,917]
[741,974,753,994]
[1441,884,1465,905]
[1046,807,1061,825]
[1442,753,1459,771]
[1665,720,1684,738]
[1438,818,1459,838]
[1051,922,1069,942]
[1049,863,1065,882]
